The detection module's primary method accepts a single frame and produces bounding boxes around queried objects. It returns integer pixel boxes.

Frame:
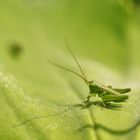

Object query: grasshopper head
[88,80,94,84]
[88,81,98,97]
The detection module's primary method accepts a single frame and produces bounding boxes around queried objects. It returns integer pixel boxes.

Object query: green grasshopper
[48,39,131,106]
[12,40,131,128]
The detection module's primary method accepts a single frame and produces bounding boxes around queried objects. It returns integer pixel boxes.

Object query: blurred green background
[0,0,140,140]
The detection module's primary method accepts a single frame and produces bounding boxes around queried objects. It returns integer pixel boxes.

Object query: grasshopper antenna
[48,60,88,84]
[64,38,89,84]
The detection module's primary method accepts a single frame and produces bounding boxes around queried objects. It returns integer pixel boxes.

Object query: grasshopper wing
[112,88,131,94]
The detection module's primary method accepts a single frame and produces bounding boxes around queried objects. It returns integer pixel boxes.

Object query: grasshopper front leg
[86,92,96,103]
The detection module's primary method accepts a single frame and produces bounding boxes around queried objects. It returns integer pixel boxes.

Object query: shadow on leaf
[78,119,140,136]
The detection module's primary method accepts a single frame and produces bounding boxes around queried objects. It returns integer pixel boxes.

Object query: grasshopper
[48,39,131,106]
[12,40,131,128]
